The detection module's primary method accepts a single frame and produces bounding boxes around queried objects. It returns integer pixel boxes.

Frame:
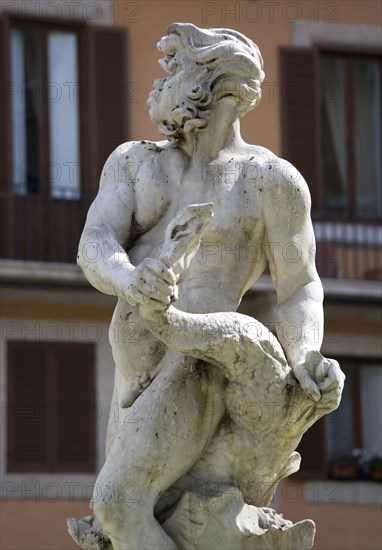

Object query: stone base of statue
[163,487,315,550]
[68,486,315,550]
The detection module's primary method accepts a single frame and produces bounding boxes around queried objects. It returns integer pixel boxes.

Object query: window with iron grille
[0,15,128,262]
[281,46,382,280]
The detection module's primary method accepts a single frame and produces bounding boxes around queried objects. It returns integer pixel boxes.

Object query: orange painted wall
[0,500,90,550]
[115,0,381,154]
[2,493,381,550]
[278,481,382,550]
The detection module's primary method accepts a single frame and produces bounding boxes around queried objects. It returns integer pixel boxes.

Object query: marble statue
[68,23,344,550]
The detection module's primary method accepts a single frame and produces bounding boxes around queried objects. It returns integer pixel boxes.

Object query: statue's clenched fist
[294,351,345,407]
[124,258,178,311]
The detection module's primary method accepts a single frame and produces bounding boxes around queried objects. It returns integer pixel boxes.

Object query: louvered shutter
[7,343,49,471]
[7,342,95,472]
[1,21,127,263]
[280,49,328,477]
[280,48,320,217]
[55,344,96,472]
[87,26,128,195]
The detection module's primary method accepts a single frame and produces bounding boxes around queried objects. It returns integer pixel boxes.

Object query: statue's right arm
[77,143,176,306]
[77,144,137,298]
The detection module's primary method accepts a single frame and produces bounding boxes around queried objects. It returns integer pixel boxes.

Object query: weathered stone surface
[69,22,345,550]
[67,516,112,550]
[164,488,316,550]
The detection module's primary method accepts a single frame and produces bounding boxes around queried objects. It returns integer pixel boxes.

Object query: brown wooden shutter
[280,48,320,217]
[7,342,95,473]
[7,343,49,471]
[293,417,327,479]
[55,344,96,472]
[85,26,128,198]
[1,21,127,263]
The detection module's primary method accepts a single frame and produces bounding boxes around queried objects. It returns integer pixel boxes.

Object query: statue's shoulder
[100,140,172,189]
[241,144,281,181]
[110,139,169,166]
[244,145,311,203]
[243,145,288,175]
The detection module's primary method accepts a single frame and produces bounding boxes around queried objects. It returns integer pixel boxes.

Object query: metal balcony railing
[1,189,381,281]
[314,222,382,281]
[0,185,96,264]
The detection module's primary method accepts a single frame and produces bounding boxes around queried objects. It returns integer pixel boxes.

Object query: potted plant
[330,449,365,480]
[369,455,382,481]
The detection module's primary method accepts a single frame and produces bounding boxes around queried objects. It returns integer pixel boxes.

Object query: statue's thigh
[97,353,224,500]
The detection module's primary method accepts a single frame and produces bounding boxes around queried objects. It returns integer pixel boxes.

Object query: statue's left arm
[263,160,343,401]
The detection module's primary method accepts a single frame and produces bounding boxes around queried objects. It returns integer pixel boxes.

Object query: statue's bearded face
[147,25,264,138]
[147,47,198,127]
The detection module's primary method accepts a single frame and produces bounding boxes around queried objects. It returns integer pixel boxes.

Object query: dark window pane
[326,363,353,461]
[48,31,81,199]
[320,55,348,216]
[10,26,41,194]
[353,57,382,219]
[360,364,382,455]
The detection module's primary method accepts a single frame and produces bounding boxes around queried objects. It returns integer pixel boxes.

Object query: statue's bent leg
[92,351,224,550]
[104,368,121,458]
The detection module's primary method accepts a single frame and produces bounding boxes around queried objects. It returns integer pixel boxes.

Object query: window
[0,15,127,262]
[10,24,80,199]
[295,358,382,480]
[320,53,381,220]
[327,361,382,459]
[7,341,96,472]
[281,46,381,222]
[281,46,382,280]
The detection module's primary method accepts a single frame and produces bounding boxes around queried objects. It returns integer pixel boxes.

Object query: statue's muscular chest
[129,150,264,272]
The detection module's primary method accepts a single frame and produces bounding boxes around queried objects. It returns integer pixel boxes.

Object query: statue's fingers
[295,366,321,402]
[318,377,335,392]
[318,364,345,392]
[305,379,320,401]
[171,284,179,302]
[304,381,321,402]
[130,287,169,310]
[315,358,330,382]
[139,271,174,297]
[131,281,171,304]
[319,388,342,411]
[135,260,176,287]
[145,259,177,284]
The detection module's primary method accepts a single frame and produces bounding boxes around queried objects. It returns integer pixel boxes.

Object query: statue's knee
[92,496,121,534]
[93,491,143,533]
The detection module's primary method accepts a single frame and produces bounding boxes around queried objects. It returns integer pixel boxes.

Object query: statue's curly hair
[155,23,265,137]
